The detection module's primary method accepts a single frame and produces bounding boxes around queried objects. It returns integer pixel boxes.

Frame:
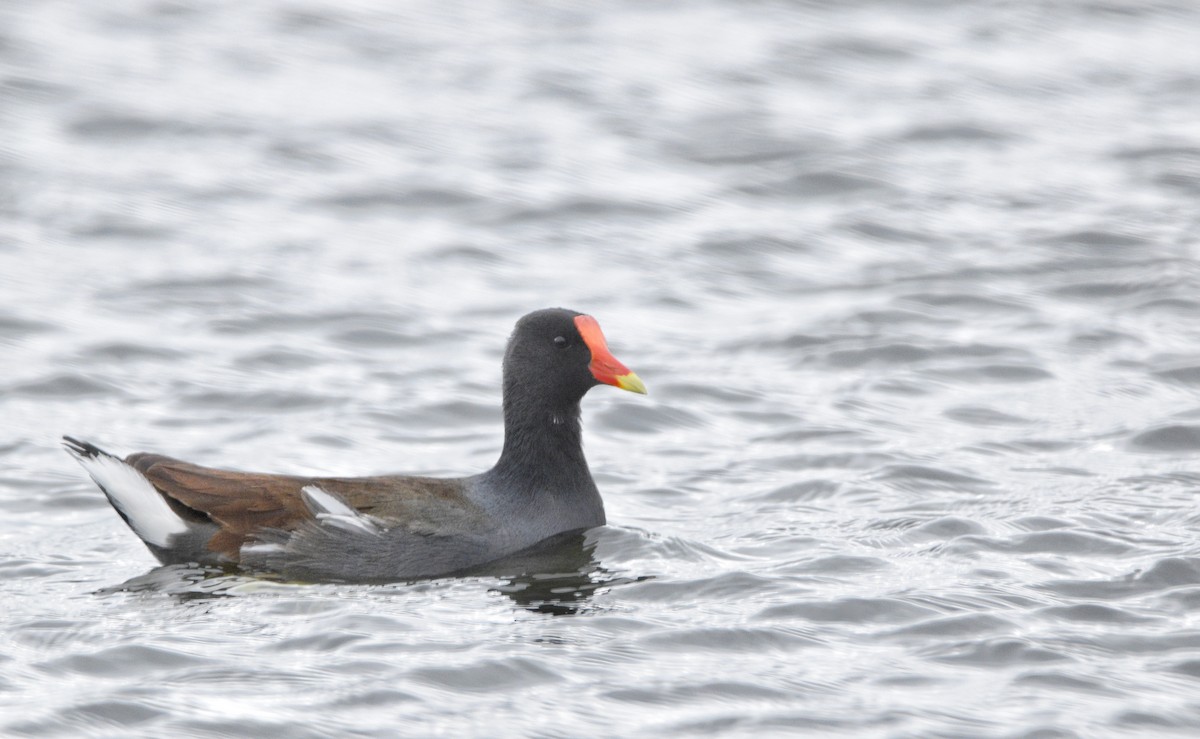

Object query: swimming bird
[63,308,646,582]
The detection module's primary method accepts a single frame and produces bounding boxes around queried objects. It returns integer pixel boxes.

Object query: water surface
[3,0,1200,735]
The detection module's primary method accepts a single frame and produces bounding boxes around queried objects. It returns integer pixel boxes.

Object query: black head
[502,308,645,409]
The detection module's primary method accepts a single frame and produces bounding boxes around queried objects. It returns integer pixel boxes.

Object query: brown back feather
[124,453,475,560]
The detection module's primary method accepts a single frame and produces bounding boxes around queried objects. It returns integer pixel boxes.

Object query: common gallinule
[63,308,646,582]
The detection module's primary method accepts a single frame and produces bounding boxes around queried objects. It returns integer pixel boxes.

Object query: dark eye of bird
[554,336,568,348]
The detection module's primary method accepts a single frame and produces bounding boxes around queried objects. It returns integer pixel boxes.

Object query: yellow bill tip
[615,371,648,395]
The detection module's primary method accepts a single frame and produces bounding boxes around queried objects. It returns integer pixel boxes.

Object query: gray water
[3,0,1200,735]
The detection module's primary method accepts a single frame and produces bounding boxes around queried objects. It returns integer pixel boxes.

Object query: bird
[63,308,647,582]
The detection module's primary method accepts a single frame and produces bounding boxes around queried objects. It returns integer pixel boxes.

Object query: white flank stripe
[79,454,189,547]
[242,542,285,556]
[301,485,382,534]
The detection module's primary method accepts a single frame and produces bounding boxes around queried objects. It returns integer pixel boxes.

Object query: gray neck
[482,382,605,529]
[491,398,591,487]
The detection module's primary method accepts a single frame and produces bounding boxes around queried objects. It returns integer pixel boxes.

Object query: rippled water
[4,0,1200,735]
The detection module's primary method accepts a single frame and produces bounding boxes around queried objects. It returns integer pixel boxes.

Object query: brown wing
[127,452,314,558]
[126,452,476,560]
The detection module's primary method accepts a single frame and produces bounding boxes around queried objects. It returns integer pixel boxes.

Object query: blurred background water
[3,0,1200,735]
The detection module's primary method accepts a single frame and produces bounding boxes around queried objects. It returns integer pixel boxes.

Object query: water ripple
[4,0,1200,735]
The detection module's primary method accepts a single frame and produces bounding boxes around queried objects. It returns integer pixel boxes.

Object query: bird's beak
[574,315,648,395]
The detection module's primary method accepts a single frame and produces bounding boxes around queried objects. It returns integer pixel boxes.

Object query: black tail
[62,435,113,459]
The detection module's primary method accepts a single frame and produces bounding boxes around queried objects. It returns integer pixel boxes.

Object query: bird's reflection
[97,529,644,615]
[465,530,647,616]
